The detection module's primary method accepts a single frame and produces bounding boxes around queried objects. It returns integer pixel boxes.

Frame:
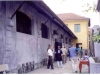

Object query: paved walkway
[28,60,89,74]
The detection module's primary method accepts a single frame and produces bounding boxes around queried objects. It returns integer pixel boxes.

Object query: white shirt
[83,55,89,61]
[48,49,53,56]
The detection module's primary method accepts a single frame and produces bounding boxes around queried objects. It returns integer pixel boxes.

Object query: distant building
[57,13,90,50]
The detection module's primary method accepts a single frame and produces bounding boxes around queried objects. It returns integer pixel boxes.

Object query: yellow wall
[64,20,89,50]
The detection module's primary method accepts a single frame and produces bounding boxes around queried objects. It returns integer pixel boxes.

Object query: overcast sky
[43,0,100,28]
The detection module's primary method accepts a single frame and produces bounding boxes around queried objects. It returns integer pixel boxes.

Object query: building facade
[0,1,77,73]
[57,13,90,50]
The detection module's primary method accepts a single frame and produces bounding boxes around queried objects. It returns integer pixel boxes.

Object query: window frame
[74,24,80,32]
[41,23,49,39]
[16,11,32,35]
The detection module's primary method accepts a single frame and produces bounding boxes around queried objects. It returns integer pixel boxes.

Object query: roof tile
[57,13,90,21]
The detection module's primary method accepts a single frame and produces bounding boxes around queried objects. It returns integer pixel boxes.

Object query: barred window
[16,11,31,34]
[41,24,49,39]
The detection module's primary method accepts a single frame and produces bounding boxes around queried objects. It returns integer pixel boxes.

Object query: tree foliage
[92,32,100,43]
[82,3,97,12]
[82,0,97,12]
[61,0,97,12]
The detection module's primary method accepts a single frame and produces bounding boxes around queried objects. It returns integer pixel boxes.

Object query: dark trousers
[47,56,54,69]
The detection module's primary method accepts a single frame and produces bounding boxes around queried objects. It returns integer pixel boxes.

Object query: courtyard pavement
[28,60,89,74]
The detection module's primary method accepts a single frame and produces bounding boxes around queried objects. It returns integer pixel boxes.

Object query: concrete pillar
[3,18,18,72]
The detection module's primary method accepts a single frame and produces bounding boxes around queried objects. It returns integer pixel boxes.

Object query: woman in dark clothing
[55,46,62,68]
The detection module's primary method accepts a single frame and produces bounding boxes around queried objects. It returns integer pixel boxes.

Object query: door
[54,41,62,61]
[76,43,82,49]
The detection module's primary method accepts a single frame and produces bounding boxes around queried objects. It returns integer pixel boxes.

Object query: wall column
[3,18,18,72]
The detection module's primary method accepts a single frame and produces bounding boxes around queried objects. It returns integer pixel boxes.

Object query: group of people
[47,45,68,69]
[47,43,89,73]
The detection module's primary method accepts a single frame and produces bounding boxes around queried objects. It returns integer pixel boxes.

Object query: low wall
[89,57,100,74]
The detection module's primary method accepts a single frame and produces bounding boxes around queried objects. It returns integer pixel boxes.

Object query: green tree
[81,0,98,12]
[82,3,97,12]
[61,0,97,12]
[93,34,100,43]
[92,28,100,43]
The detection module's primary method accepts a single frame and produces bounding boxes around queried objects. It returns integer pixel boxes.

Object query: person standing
[55,46,63,68]
[76,46,83,59]
[83,53,89,61]
[61,46,67,64]
[68,47,71,61]
[47,45,54,69]
[68,43,78,73]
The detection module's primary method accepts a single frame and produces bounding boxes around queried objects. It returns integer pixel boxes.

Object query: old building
[0,1,77,73]
[57,13,90,51]
[88,28,94,56]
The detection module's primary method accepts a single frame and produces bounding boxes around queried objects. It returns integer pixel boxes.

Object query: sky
[43,0,100,28]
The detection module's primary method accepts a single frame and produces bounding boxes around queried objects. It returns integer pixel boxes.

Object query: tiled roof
[57,13,90,21]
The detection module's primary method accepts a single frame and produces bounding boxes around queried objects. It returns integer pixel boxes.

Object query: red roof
[57,13,90,21]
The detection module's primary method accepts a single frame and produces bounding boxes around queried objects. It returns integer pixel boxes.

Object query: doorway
[54,39,62,61]
[76,43,82,49]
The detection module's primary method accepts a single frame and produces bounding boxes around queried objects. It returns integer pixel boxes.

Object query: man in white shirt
[47,46,54,69]
[61,46,67,64]
[48,49,53,57]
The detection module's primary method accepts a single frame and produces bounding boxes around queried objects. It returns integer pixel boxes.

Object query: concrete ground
[28,60,89,74]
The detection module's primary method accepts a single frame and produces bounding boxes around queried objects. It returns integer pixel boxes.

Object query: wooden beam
[44,19,49,25]
[10,2,25,19]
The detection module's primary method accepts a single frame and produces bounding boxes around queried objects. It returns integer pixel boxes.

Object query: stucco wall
[16,33,37,64]
[65,20,89,50]
[16,32,51,64]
